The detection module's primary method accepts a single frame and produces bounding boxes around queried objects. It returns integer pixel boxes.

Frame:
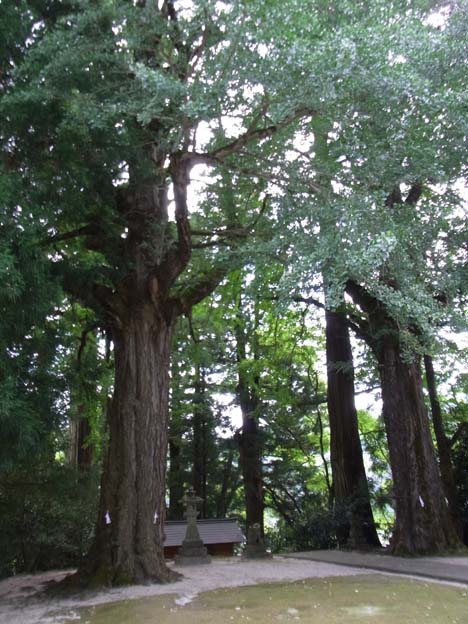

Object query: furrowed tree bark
[347,281,461,555]
[74,149,239,584]
[236,360,264,536]
[78,300,178,586]
[325,308,381,549]
[424,354,463,539]
[379,338,459,554]
[73,172,187,586]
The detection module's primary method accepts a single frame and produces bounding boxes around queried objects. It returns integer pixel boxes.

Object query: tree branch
[77,324,99,367]
[192,195,269,243]
[173,262,228,314]
[291,295,325,310]
[385,185,403,208]
[42,225,92,246]
[405,181,423,206]
[345,279,380,316]
[450,421,468,448]
[192,239,231,249]
[169,156,192,280]
[168,186,269,313]
[210,107,312,161]
[187,21,210,77]
[385,181,423,208]
[185,107,313,169]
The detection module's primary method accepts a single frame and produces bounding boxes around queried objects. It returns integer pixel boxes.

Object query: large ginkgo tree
[1,0,315,585]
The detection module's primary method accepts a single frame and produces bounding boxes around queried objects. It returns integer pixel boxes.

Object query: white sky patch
[243,83,264,101]
[355,390,382,417]
[188,163,213,212]
[169,0,195,19]
[440,328,468,351]
[113,161,129,187]
[388,50,407,65]
[213,392,242,434]
[167,184,175,220]
[195,120,215,150]
[454,177,468,207]
[257,43,269,59]
[434,329,468,405]
[221,113,245,139]
[293,130,314,153]
[424,6,451,30]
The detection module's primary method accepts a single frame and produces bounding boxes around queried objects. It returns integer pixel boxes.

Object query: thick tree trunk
[424,354,463,538]
[72,158,222,584]
[346,280,461,555]
[378,337,460,554]
[325,308,381,549]
[77,302,178,586]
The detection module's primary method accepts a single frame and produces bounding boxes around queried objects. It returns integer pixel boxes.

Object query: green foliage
[171,260,335,538]
[356,408,394,541]
[0,247,63,468]
[1,0,466,569]
[268,501,338,553]
[169,310,242,518]
[275,2,468,356]
[60,304,113,463]
[0,463,99,578]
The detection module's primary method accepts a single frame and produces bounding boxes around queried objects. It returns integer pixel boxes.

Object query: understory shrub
[0,463,99,578]
[268,507,338,553]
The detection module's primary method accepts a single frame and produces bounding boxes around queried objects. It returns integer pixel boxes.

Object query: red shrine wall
[164,543,235,559]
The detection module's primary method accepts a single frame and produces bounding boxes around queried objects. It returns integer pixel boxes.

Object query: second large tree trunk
[78,302,177,586]
[378,336,460,554]
[325,308,381,549]
[346,280,461,555]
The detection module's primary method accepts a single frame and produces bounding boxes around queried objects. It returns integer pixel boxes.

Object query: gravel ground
[0,557,368,624]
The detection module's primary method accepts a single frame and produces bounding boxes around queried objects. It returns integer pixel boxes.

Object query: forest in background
[0,0,467,585]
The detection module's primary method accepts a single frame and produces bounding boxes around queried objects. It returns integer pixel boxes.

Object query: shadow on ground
[54,574,468,624]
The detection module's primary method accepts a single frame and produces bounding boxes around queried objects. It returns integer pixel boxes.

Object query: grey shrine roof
[164,518,244,547]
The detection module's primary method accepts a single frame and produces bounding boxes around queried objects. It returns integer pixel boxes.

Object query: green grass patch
[57,574,468,624]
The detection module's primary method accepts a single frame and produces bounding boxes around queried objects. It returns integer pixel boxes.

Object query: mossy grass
[57,574,468,624]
